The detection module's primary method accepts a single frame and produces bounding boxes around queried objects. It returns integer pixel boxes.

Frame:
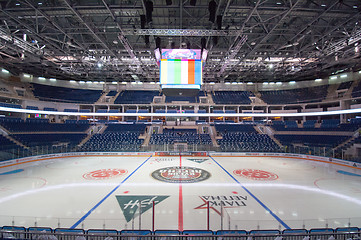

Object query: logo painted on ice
[116,195,169,222]
[151,166,211,183]
[233,169,278,181]
[187,158,208,164]
[83,169,128,180]
[194,195,248,215]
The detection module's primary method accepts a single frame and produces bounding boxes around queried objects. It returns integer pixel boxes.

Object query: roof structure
[0,0,360,83]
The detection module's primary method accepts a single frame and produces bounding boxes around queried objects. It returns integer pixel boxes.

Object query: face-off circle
[234,169,278,181]
[152,166,211,183]
[83,169,127,180]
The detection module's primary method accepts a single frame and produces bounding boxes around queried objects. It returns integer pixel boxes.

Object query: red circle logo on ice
[83,169,127,180]
[152,166,211,183]
[234,169,278,181]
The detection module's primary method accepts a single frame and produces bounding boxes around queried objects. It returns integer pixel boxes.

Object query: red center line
[178,154,184,231]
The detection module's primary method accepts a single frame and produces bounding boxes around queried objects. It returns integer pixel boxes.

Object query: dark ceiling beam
[287,0,342,44]
[0,9,69,58]
[61,0,120,61]
[240,0,303,60]
[99,0,153,79]
[282,11,361,72]
[20,0,88,52]
[219,0,304,81]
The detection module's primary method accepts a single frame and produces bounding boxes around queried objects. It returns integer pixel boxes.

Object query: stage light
[190,0,196,6]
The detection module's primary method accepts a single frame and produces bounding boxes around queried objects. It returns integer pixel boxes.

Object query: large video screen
[160,59,202,86]
[161,49,201,60]
[159,49,203,96]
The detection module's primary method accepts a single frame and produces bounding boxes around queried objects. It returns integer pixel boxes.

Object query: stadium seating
[303,120,317,128]
[0,102,22,109]
[215,124,280,152]
[44,107,57,111]
[320,119,340,128]
[114,90,159,104]
[272,119,361,132]
[26,105,39,110]
[351,81,361,98]
[215,124,256,133]
[149,129,212,145]
[79,124,146,152]
[0,118,90,132]
[217,132,280,152]
[80,132,143,151]
[64,109,78,112]
[31,83,103,103]
[260,85,328,104]
[79,109,91,113]
[212,91,253,104]
[274,134,348,148]
[0,134,15,150]
[106,90,117,96]
[165,95,198,103]
[11,133,86,147]
[337,81,352,90]
[108,109,119,113]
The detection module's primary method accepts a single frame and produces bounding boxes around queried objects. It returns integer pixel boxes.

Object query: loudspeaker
[140,15,146,29]
[145,35,149,45]
[208,0,217,23]
[156,37,161,49]
[190,0,196,6]
[166,0,172,5]
[216,15,222,30]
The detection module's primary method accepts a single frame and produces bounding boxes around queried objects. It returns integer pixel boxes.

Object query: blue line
[208,155,291,229]
[337,170,361,177]
[0,169,24,175]
[70,155,153,229]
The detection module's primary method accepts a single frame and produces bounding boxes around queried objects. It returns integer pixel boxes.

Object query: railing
[0,228,360,240]
[0,144,357,163]
[0,213,361,232]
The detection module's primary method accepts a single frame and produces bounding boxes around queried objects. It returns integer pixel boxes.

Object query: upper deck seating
[31,83,102,103]
[114,91,159,104]
[212,91,253,104]
[260,85,328,104]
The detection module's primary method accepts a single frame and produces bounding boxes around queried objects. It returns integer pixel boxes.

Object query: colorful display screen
[160,59,202,86]
[161,49,201,60]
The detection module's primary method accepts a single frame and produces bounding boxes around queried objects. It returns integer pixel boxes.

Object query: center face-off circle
[83,169,128,180]
[234,169,278,181]
[152,166,211,183]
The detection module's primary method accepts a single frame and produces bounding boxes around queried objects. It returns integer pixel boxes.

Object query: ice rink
[0,153,361,231]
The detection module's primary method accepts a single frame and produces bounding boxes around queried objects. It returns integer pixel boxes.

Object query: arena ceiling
[0,0,360,83]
